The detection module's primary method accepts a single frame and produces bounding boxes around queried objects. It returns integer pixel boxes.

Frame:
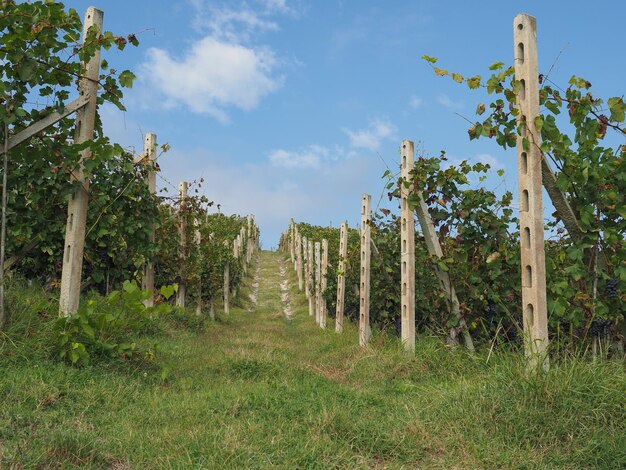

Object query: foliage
[423,56,625,345]
[53,281,174,367]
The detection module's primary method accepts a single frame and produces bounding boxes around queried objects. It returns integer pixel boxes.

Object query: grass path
[1,251,624,468]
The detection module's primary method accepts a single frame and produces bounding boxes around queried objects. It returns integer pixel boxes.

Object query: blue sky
[67,0,626,248]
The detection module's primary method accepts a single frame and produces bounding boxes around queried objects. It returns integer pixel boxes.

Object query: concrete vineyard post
[176,181,188,308]
[142,132,157,307]
[314,242,321,325]
[335,221,348,333]
[308,239,314,317]
[401,140,416,352]
[321,238,328,329]
[290,218,295,264]
[360,194,372,346]
[514,14,549,371]
[195,219,202,315]
[303,236,310,298]
[223,239,230,314]
[59,7,103,316]
[296,233,303,291]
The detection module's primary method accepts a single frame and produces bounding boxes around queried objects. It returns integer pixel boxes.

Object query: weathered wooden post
[514,14,549,371]
[336,221,348,333]
[360,194,372,346]
[141,132,157,307]
[195,219,202,315]
[176,181,188,308]
[296,233,303,291]
[314,241,321,325]
[320,238,328,329]
[223,239,230,314]
[401,140,416,352]
[308,239,314,317]
[59,7,103,316]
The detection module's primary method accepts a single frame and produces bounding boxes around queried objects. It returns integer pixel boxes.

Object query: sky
[65,0,626,249]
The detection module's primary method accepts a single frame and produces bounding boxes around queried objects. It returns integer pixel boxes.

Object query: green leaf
[607,97,625,123]
[119,70,136,88]
[421,55,438,64]
[489,61,504,71]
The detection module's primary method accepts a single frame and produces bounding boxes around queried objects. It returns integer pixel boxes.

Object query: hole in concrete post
[517,23,523,30]
[525,303,534,327]
[521,152,528,174]
[525,265,532,287]
[517,42,525,63]
[520,115,527,137]
[69,213,73,230]
[403,239,407,252]
[521,189,529,211]
[523,227,531,248]
[403,303,407,318]
[403,261,406,274]
[66,245,71,262]
[519,79,526,101]
[402,283,406,295]
[402,155,406,168]
[402,217,406,231]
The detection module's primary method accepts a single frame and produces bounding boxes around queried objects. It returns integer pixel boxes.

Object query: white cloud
[475,153,501,168]
[409,95,423,109]
[437,93,463,110]
[344,118,397,151]
[141,38,282,123]
[268,145,330,169]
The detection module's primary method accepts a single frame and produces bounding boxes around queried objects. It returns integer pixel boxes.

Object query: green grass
[1,251,625,468]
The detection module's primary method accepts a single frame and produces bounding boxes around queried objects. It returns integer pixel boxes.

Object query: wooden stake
[176,181,188,308]
[142,133,157,307]
[59,7,103,316]
[335,221,348,333]
[321,238,328,329]
[401,140,416,352]
[514,13,549,371]
[360,194,372,346]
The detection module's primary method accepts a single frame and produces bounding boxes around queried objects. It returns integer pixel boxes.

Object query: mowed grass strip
[1,250,624,468]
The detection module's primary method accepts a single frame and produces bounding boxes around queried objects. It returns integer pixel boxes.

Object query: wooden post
[195,219,202,315]
[360,194,372,346]
[296,233,303,291]
[321,238,328,329]
[142,132,157,307]
[308,239,314,317]
[176,181,188,308]
[514,14,549,371]
[401,140,416,352]
[336,221,348,333]
[314,241,321,325]
[59,7,103,316]
[223,239,230,314]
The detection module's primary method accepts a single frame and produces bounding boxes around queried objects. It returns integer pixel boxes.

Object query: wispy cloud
[268,144,332,169]
[344,118,397,151]
[409,95,423,109]
[437,93,463,110]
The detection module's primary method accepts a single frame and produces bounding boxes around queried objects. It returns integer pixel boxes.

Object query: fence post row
[320,238,328,329]
[514,14,549,371]
[59,7,103,316]
[400,140,416,352]
[359,194,372,346]
[141,132,157,307]
[296,232,303,291]
[335,221,348,333]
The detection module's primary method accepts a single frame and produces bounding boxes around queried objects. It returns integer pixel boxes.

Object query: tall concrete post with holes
[308,239,314,317]
[400,140,416,352]
[335,221,348,333]
[514,14,549,371]
[176,181,188,308]
[59,7,103,316]
[321,238,328,329]
[314,241,321,325]
[296,232,303,291]
[359,194,372,346]
[142,133,157,307]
